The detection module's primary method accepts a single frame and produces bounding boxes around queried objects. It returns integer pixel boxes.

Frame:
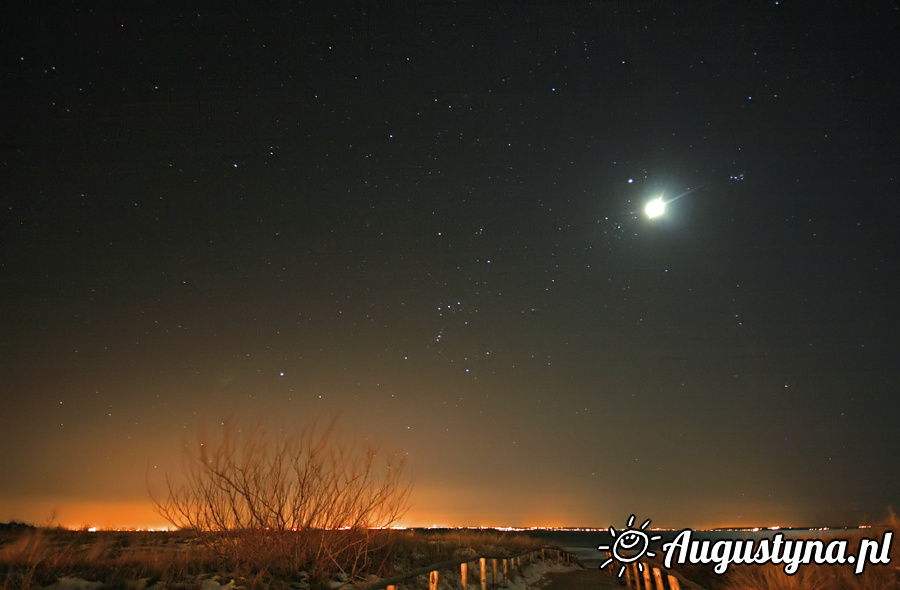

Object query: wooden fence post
[667,574,681,590]
[642,564,652,589]
[625,566,633,589]
[479,557,487,590]
[429,570,438,590]
[491,558,497,588]
[502,558,508,586]
[652,568,665,590]
[461,562,467,590]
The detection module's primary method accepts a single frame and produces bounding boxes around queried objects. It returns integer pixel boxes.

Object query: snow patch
[43,578,106,590]
[507,560,583,590]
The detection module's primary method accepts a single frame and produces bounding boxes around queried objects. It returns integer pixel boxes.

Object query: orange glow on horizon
[3,492,851,532]
[2,498,174,531]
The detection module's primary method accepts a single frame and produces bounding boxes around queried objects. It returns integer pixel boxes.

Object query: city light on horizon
[41,498,877,533]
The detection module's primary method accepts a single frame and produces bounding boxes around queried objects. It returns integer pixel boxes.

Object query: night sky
[2,1,898,531]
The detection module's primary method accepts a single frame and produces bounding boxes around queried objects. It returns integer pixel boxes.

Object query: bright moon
[645,197,666,218]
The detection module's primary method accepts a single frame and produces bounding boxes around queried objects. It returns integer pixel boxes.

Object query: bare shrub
[150,418,411,582]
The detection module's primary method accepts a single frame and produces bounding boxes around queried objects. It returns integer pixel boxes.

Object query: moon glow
[643,183,709,219]
[645,197,666,218]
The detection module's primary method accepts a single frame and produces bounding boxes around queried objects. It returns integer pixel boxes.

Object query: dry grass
[0,529,216,590]
[713,514,900,590]
[722,562,830,590]
[387,529,545,570]
[0,527,543,590]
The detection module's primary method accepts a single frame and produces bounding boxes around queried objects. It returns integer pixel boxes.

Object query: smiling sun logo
[597,514,663,578]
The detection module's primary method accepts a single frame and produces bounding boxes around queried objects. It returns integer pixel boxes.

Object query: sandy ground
[543,568,623,590]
